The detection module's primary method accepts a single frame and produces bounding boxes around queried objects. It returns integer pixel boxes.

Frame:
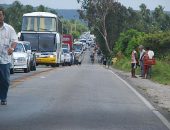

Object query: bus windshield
[22,16,57,32]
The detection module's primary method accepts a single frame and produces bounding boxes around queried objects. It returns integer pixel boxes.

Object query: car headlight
[49,55,54,58]
[66,54,70,58]
[16,57,26,62]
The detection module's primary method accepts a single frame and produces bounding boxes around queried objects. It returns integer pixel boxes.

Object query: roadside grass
[112,57,131,72]
[151,60,170,85]
[112,57,170,85]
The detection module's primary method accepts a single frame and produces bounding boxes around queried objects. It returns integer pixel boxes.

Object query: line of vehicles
[10,12,94,74]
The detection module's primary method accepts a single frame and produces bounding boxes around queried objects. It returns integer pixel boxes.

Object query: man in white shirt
[0,8,17,105]
[148,50,154,59]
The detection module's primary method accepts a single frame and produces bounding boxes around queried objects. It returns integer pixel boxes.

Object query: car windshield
[62,44,68,49]
[23,43,31,51]
[63,49,69,53]
[75,49,81,52]
[73,44,82,50]
[14,43,25,52]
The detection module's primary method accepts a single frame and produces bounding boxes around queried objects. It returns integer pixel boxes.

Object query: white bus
[20,12,62,67]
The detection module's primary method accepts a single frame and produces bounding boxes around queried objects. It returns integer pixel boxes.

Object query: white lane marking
[109,70,170,130]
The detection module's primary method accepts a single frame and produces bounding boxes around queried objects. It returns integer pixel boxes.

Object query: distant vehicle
[23,41,36,71]
[20,12,63,67]
[13,41,31,73]
[73,42,83,65]
[62,43,70,51]
[62,34,73,51]
[61,48,72,66]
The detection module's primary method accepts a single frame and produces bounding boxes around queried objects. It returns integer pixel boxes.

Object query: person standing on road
[131,47,138,78]
[138,45,145,77]
[0,8,17,105]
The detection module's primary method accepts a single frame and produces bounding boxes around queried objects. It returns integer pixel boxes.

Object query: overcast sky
[0,0,170,11]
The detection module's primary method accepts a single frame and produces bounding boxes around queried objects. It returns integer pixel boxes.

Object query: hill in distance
[57,9,80,20]
[0,4,81,20]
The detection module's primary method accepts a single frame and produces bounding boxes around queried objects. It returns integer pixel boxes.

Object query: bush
[114,29,145,57]
[151,60,170,85]
[113,57,170,85]
[141,31,170,58]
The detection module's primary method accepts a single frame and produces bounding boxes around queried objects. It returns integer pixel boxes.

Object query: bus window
[22,17,38,31]
[22,17,56,32]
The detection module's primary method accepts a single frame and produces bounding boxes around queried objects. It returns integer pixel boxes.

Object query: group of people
[131,45,155,79]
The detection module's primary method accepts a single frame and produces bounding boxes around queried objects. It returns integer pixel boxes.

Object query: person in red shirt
[143,47,155,79]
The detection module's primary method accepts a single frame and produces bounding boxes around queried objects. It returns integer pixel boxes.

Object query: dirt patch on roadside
[110,67,170,121]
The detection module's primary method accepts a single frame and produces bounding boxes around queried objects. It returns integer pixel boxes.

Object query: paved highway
[0,51,169,130]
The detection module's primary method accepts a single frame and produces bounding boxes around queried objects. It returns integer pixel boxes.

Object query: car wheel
[24,68,29,73]
[24,62,30,73]
[32,65,36,71]
[31,62,36,71]
[10,68,14,74]
[56,63,59,67]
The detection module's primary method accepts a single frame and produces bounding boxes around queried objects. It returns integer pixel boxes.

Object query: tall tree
[138,4,152,32]
[5,1,24,32]
[23,5,34,13]
[78,0,116,53]
[153,5,170,31]
[36,5,47,12]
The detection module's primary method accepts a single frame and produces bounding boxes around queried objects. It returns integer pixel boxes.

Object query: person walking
[0,8,17,105]
[138,45,145,77]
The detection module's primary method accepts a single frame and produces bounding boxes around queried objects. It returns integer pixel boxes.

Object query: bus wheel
[51,64,56,67]
[56,63,59,67]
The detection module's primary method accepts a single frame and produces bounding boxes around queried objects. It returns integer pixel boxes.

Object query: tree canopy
[78,0,170,55]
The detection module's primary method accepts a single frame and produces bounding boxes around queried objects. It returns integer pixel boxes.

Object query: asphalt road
[0,50,169,130]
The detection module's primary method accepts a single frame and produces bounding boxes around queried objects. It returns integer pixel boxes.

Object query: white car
[13,41,31,73]
[61,48,72,66]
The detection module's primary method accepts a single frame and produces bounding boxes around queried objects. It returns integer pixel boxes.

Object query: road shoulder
[109,66,170,122]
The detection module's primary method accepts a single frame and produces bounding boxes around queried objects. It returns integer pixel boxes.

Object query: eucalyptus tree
[77,0,117,53]
[138,4,152,32]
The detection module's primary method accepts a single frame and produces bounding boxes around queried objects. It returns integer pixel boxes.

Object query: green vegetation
[113,57,130,72]
[62,19,88,39]
[151,60,170,85]
[78,0,170,85]
[113,58,170,85]
[78,1,170,55]
[113,30,170,85]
